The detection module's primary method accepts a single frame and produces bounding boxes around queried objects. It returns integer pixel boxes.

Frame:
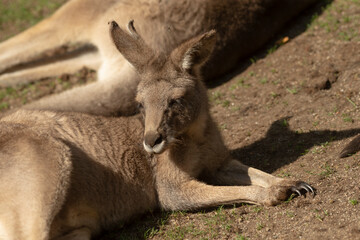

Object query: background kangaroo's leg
[17,63,140,116]
[0,51,101,87]
[0,0,109,82]
[0,18,73,74]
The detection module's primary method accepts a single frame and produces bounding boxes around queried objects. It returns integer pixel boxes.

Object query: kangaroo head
[110,21,216,154]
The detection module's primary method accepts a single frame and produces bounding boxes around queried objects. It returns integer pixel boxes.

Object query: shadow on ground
[231,117,360,172]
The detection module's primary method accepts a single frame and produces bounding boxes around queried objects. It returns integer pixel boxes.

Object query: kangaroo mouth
[143,139,167,154]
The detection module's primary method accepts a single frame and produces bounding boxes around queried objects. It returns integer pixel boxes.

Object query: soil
[0,0,359,239]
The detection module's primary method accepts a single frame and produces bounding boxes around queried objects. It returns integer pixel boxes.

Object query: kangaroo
[0,21,314,240]
[0,0,319,116]
[340,134,360,158]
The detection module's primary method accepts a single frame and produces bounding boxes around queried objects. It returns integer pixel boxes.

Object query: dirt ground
[0,0,359,239]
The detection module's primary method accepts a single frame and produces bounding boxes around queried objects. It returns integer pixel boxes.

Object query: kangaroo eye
[137,102,144,110]
[169,98,183,107]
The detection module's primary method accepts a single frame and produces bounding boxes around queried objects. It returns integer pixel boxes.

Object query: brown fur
[340,134,360,158]
[0,22,313,240]
[0,0,319,116]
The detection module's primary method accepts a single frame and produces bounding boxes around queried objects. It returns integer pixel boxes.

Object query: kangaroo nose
[144,132,163,148]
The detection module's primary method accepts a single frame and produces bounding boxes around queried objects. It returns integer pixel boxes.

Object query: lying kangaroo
[0,22,313,240]
[0,0,318,116]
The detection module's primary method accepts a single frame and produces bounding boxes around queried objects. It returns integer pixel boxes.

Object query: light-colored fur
[0,0,318,116]
[0,22,313,240]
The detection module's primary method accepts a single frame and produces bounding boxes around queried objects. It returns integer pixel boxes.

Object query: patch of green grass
[0,91,6,101]
[286,87,298,94]
[0,0,64,39]
[338,28,358,41]
[256,222,264,231]
[285,210,295,217]
[165,205,233,239]
[144,227,159,239]
[270,92,279,98]
[0,102,9,110]
[260,77,267,84]
[318,4,340,33]
[220,123,227,130]
[164,225,187,239]
[304,169,316,175]
[320,163,335,177]
[345,164,350,170]
[304,160,335,177]
[0,87,18,100]
[272,79,280,85]
[231,106,240,112]
[171,210,187,218]
[209,91,232,108]
[61,81,71,90]
[252,206,263,213]
[342,114,354,123]
[209,91,222,102]
[141,211,170,239]
[301,147,310,155]
[229,84,237,91]
[321,141,330,148]
[350,199,358,206]
[310,146,323,154]
[236,77,251,88]
[229,77,251,90]
[267,44,278,55]
[235,235,249,240]
[343,16,351,23]
[278,171,291,178]
[346,97,358,108]
[307,12,319,29]
[308,0,359,41]
[222,100,230,108]
[314,209,329,222]
[5,87,16,95]
[281,119,289,127]
[250,57,257,64]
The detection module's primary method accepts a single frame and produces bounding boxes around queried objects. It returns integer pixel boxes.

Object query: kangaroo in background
[340,134,360,157]
[0,22,313,240]
[0,0,319,116]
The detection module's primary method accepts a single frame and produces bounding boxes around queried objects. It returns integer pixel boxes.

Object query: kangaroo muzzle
[143,131,166,154]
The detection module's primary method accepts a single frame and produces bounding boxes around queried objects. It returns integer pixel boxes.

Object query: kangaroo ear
[110,20,154,73]
[171,30,216,74]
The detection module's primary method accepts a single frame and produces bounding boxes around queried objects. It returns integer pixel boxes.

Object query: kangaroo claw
[291,182,315,197]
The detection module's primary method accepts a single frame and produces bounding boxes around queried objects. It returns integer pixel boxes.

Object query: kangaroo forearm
[157,180,266,211]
